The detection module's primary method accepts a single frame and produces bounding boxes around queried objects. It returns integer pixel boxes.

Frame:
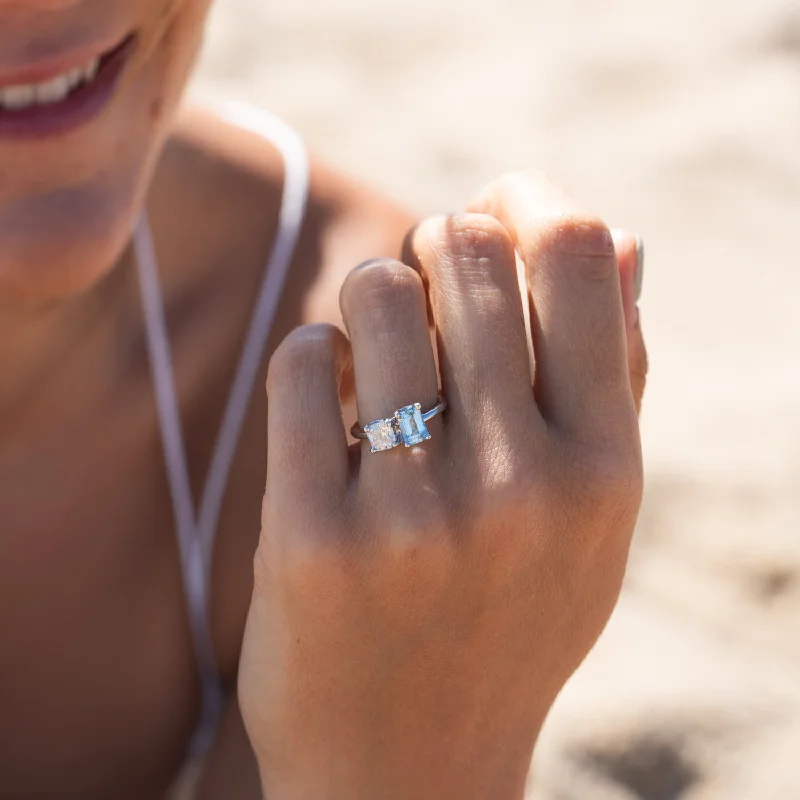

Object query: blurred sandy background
[190,1,800,796]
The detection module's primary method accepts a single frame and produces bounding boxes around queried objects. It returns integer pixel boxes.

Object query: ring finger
[339,258,441,475]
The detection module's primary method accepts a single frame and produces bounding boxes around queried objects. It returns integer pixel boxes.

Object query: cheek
[135,0,211,126]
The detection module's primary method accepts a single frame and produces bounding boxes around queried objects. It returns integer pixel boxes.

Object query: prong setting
[352,395,447,454]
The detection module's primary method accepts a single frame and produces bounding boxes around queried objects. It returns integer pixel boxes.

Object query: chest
[0,259,280,795]
[0,406,201,798]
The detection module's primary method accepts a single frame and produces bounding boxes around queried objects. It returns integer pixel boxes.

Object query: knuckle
[421,212,516,265]
[254,536,341,603]
[267,323,343,393]
[361,473,450,533]
[571,442,644,523]
[546,433,643,527]
[538,213,617,282]
[357,476,458,548]
[256,511,354,596]
[413,214,519,313]
[340,257,424,317]
[375,513,461,597]
[384,519,457,569]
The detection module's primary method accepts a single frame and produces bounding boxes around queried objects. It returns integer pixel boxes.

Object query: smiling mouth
[0,34,138,140]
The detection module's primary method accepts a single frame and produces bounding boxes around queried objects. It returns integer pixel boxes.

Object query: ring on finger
[351,395,447,453]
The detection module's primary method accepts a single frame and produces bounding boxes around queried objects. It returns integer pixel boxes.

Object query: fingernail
[611,228,640,329]
[634,235,645,302]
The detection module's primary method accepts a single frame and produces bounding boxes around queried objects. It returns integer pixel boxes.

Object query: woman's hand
[239,172,647,800]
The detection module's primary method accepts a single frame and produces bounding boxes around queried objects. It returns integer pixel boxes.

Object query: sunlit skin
[0,2,647,799]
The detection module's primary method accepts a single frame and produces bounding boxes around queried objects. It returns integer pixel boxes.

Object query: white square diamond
[364,418,401,452]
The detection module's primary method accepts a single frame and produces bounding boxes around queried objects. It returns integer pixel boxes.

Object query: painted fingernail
[634,235,645,302]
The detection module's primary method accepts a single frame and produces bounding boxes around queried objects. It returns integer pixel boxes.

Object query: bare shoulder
[154,105,419,331]
[299,152,421,328]
[148,106,287,306]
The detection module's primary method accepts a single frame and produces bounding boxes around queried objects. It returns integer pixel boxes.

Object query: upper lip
[0,32,131,88]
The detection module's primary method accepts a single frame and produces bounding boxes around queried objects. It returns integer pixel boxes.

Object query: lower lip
[0,35,138,141]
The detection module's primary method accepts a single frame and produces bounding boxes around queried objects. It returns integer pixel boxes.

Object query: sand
[191,1,800,795]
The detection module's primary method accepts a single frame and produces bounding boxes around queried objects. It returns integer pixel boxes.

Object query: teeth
[2,85,36,110]
[0,54,102,111]
[35,75,71,105]
[66,68,83,89]
[83,58,100,83]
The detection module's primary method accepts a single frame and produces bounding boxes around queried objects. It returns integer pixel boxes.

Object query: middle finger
[407,213,544,453]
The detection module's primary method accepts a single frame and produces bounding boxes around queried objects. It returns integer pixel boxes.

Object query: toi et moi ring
[351,395,447,453]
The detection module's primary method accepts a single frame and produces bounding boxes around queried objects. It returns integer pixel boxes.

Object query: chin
[0,177,143,307]
[0,7,202,309]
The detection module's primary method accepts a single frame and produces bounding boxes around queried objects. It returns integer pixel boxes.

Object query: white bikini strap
[134,217,217,684]
[134,105,310,755]
[196,103,310,574]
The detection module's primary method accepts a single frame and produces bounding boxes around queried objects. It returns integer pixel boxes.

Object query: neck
[0,243,135,435]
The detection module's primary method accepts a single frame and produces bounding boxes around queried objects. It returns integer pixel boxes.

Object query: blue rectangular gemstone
[396,403,431,447]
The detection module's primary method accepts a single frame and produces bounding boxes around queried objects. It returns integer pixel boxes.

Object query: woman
[0,1,648,798]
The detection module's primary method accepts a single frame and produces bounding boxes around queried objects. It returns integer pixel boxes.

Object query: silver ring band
[351,395,447,453]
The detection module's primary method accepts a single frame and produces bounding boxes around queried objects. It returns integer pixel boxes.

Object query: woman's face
[0,0,213,306]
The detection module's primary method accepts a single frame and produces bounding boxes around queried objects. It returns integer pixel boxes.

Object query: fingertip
[267,323,349,399]
[266,324,352,488]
